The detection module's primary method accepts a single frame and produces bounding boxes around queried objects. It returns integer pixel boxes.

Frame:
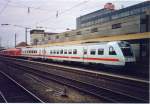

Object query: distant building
[0,46,5,51]
[30,29,57,45]
[16,42,29,47]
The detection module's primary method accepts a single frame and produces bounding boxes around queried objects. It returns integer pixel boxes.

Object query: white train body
[21,41,136,67]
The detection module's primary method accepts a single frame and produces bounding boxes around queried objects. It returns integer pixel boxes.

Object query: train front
[118,41,136,66]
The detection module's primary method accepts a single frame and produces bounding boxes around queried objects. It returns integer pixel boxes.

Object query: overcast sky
[0,0,145,48]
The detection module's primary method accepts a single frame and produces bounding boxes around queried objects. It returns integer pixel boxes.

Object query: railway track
[0,71,44,103]
[0,56,149,103]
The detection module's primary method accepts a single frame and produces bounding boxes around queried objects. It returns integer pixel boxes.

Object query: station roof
[30,32,150,48]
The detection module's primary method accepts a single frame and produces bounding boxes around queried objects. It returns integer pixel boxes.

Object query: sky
[0,0,145,48]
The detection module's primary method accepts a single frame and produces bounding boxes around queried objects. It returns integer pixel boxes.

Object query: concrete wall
[47,15,141,43]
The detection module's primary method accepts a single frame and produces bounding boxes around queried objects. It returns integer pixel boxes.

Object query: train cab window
[109,46,116,55]
[90,49,96,55]
[83,49,87,54]
[64,50,67,54]
[73,49,77,54]
[68,49,72,54]
[60,50,63,54]
[98,48,104,55]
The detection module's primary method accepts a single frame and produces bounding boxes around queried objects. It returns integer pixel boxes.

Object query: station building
[31,1,150,44]
[44,1,149,43]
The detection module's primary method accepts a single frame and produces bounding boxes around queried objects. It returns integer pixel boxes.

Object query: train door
[42,48,46,60]
[83,46,88,63]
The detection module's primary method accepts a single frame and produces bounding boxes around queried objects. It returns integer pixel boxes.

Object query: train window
[73,49,77,54]
[54,50,56,54]
[68,49,72,54]
[57,50,59,54]
[64,50,67,54]
[109,46,116,55]
[90,49,96,55]
[49,50,51,54]
[98,48,104,55]
[83,49,87,54]
[60,50,63,54]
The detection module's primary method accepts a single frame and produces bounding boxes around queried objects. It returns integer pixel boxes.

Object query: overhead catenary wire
[33,0,90,28]
[0,0,10,16]
[0,0,91,32]
[0,0,55,13]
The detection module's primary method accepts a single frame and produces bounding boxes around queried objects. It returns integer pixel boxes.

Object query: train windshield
[118,42,133,57]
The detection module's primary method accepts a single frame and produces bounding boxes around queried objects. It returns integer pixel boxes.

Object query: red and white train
[0,41,136,67]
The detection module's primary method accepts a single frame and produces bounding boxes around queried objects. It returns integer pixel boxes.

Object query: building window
[91,28,98,33]
[98,49,104,55]
[76,31,81,35]
[48,37,51,40]
[90,49,96,55]
[112,23,121,29]
[56,36,59,39]
[42,38,45,41]
[64,33,69,37]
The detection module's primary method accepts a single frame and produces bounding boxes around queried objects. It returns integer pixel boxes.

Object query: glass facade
[77,1,150,29]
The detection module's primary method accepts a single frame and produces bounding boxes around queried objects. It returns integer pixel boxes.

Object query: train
[0,41,136,67]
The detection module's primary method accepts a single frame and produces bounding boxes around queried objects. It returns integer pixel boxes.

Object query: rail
[0,70,44,103]
[0,56,149,103]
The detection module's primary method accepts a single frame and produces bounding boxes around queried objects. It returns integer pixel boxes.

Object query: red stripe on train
[47,56,119,62]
